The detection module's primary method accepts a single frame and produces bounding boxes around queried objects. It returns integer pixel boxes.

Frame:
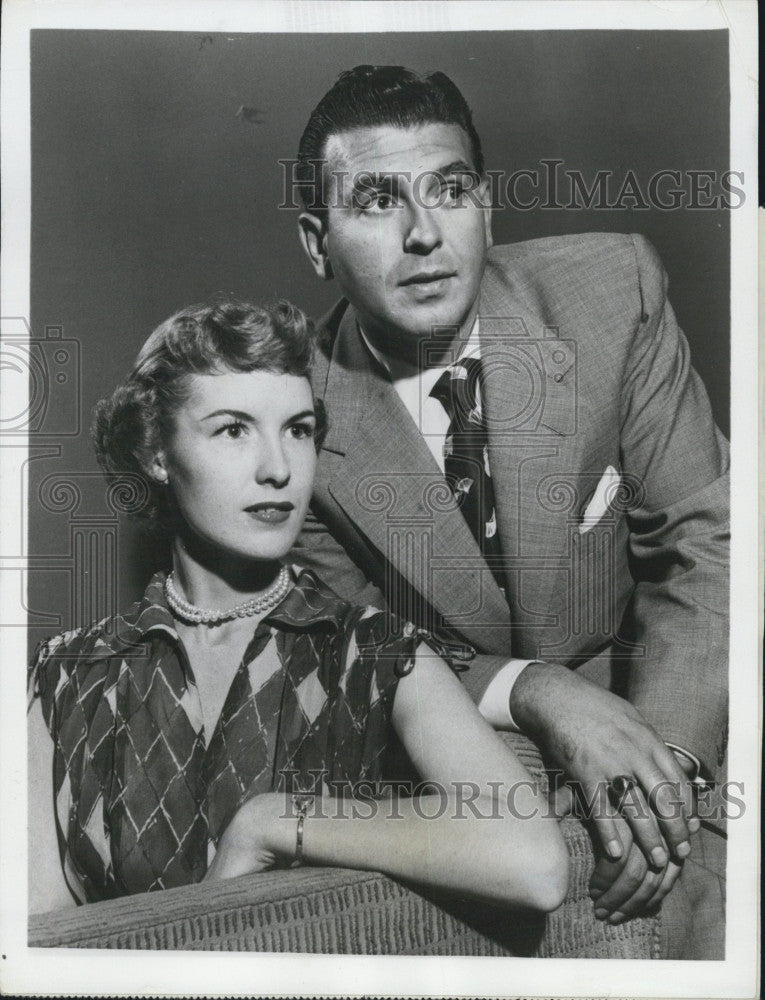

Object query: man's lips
[398,270,456,287]
[244,502,294,524]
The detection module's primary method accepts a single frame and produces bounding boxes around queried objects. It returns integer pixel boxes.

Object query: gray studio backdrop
[26,29,730,644]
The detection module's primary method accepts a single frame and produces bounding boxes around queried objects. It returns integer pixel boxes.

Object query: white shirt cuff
[665,742,708,786]
[477,659,536,731]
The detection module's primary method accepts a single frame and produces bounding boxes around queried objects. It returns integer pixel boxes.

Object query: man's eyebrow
[350,161,477,192]
[283,408,316,425]
[437,160,478,177]
[350,171,406,195]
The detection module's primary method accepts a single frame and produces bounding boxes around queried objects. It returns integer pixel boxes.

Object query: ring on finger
[607,774,636,810]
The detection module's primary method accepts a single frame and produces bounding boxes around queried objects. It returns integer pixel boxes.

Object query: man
[290,65,728,955]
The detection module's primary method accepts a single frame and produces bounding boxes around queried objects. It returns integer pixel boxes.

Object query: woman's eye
[215,421,247,439]
[289,422,315,440]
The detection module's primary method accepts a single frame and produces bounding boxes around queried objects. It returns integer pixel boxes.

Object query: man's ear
[298,211,334,280]
[478,176,494,252]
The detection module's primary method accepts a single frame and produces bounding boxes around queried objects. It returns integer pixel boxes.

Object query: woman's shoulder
[29,574,173,698]
[283,569,410,644]
[29,613,128,704]
[284,569,474,670]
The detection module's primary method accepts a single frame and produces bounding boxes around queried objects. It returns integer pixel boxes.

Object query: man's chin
[394,306,473,342]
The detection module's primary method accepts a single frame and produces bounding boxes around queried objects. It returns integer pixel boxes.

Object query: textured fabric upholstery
[28,733,661,957]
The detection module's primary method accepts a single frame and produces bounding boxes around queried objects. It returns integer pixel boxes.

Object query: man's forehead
[323,122,474,177]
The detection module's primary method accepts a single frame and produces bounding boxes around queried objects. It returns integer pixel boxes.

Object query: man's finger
[634,763,693,860]
[547,784,575,819]
[589,855,627,897]
[591,844,651,917]
[606,859,683,923]
[610,780,669,869]
[653,743,701,829]
[587,788,627,861]
[643,859,684,911]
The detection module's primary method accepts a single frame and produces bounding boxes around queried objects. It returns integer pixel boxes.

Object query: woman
[28,299,568,914]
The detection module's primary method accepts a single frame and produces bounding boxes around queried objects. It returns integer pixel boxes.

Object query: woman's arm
[209,646,569,912]
[27,696,77,913]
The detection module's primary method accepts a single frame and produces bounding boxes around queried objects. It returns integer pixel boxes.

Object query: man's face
[299,122,492,356]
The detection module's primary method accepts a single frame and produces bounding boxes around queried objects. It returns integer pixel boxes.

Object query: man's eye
[374,193,396,210]
[356,190,396,212]
[444,181,467,204]
[289,422,315,440]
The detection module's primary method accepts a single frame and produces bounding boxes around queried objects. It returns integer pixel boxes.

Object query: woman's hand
[204,792,290,882]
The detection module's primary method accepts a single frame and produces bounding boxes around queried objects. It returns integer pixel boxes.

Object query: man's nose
[255,434,291,487]
[402,200,442,254]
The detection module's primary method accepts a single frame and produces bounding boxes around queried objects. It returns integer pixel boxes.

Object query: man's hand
[588,816,683,923]
[511,662,699,871]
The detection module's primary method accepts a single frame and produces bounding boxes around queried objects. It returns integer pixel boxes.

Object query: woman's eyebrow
[201,408,253,421]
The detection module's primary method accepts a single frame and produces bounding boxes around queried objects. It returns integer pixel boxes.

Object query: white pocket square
[579,465,621,533]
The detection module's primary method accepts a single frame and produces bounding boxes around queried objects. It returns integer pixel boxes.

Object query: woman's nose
[403,201,443,255]
[255,435,290,487]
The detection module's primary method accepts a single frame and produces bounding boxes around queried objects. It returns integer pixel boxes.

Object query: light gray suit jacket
[292,233,729,781]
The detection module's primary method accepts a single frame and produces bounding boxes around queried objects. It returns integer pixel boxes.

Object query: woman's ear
[148,452,170,486]
[298,212,334,280]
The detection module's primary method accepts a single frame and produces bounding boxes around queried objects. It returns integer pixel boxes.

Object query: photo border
[0,2,758,997]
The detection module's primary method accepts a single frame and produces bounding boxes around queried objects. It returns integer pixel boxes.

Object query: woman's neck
[170,535,282,611]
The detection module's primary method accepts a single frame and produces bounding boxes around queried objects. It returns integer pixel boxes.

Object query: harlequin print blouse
[29,569,432,903]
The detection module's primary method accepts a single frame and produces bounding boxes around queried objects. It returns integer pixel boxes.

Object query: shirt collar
[75,567,349,661]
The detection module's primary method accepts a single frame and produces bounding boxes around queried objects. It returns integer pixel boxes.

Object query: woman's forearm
[266,791,568,913]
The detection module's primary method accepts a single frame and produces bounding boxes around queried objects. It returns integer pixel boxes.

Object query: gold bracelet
[291,794,313,868]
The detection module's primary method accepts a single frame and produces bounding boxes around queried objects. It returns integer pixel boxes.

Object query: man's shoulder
[488,231,657,275]
[486,232,666,316]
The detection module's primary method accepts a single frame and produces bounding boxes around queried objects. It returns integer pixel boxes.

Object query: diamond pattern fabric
[30,570,427,903]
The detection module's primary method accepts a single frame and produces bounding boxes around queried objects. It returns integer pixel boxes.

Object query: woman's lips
[245,503,293,525]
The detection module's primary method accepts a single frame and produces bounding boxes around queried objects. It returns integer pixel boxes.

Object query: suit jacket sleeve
[618,234,729,780]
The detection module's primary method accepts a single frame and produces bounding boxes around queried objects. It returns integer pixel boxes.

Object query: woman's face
[158,369,317,564]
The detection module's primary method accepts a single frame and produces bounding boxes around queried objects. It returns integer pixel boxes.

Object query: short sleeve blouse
[29,569,424,903]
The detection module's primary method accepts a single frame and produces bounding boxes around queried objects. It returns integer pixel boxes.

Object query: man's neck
[360,305,480,379]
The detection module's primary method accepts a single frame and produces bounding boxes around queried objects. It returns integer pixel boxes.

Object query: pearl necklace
[164,565,292,625]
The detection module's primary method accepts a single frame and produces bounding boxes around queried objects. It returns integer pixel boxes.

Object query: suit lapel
[321,306,513,650]
[479,258,585,639]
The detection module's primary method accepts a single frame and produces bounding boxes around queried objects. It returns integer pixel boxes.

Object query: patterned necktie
[431,357,505,592]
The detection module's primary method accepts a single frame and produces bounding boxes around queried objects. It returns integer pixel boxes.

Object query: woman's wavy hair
[92,298,325,532]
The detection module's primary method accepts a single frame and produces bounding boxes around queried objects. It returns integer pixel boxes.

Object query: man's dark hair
[296,65,484,215]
